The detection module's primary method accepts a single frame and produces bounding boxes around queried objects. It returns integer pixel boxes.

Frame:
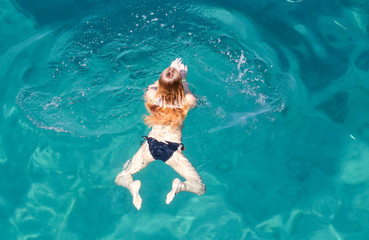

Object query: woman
[115,58,206,210]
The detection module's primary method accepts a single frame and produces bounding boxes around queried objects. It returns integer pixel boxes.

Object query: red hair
[144,67,190,128]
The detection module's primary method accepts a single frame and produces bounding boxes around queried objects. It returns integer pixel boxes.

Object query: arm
[183,81,197,108]
[144,80,158,102]
[170,58,197,108]
[148,80,158,89]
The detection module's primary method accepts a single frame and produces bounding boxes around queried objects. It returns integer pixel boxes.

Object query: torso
[145,86,195,144]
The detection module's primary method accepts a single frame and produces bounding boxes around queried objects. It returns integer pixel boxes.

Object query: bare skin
[115,58,205,210]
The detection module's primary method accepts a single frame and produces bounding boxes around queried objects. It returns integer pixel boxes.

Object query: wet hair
[144,67,190,128]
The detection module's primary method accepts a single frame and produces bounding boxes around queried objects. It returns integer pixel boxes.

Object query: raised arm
[170,58,197,108]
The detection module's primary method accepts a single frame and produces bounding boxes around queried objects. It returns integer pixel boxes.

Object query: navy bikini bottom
[143,136,184,162]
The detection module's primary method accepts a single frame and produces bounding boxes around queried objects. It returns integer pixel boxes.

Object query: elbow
[186,94,197,108]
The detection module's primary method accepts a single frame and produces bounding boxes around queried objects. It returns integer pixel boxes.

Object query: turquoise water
[1,0,369,239]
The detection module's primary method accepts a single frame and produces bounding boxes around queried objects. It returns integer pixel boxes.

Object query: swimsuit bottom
[143,136,184,162]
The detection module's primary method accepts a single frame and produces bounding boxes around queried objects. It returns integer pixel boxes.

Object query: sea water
[1,0,369,239]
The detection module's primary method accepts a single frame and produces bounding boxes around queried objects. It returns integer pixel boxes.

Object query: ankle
[173,179,185,193]
[129,180,140,192]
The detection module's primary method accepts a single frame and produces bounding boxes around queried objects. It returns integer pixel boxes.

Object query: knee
[114,176,121,185]
[115,175,121,185]
[115,171,130,185]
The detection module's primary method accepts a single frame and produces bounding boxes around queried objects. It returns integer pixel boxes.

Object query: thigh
[165,151,202,182]
[123,141,154,175]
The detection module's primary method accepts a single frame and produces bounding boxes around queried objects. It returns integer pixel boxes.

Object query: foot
[130,180,142,210]
[166,178,185,205]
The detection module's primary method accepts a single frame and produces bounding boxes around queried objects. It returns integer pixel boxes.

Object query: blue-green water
[1,0,369,239]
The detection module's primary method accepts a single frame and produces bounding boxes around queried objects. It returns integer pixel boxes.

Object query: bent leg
[115,142,154,210]
[165,151,206,204]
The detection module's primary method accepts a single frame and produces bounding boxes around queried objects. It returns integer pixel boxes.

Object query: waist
[148,126,182,143]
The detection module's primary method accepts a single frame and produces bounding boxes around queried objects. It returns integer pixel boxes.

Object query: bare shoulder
[185,94,197,108]
[145,88,157,102]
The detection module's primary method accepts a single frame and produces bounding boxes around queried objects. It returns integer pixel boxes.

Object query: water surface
[1,0,369,239]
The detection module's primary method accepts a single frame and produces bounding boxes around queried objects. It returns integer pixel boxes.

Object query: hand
[170,58,188,79]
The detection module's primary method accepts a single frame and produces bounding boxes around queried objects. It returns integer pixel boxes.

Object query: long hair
[144,67,190,128]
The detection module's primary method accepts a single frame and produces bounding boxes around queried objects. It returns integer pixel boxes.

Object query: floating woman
[115,58,206,210]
